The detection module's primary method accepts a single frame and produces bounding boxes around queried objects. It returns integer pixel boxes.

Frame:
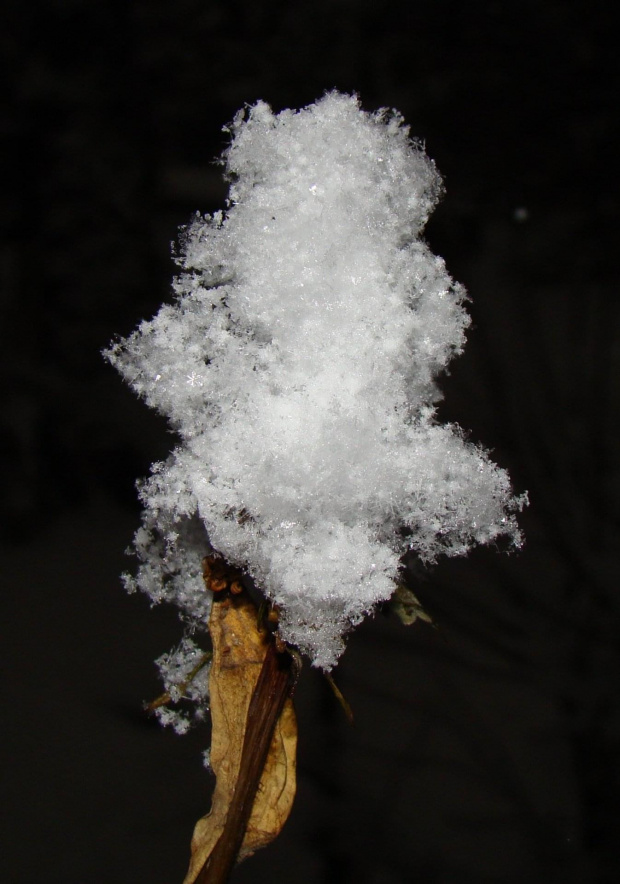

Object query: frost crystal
[106,92,525,670]
[152,637,210,733]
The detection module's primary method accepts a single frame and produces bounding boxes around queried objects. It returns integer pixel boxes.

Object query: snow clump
[106,92,525,670]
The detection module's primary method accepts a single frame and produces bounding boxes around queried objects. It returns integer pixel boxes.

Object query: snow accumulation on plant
[106,91,526,681]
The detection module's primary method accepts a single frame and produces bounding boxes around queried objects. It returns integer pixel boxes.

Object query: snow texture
[106,92,525,670]
[152,637,210,734]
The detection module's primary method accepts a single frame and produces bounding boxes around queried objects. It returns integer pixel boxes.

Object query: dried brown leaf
[183,590,297,884]
[391,582,433,626]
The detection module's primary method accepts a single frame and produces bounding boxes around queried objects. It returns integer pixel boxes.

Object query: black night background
[2,2,618,882]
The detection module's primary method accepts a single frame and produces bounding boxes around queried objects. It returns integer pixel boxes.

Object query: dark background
[2,1,619,882]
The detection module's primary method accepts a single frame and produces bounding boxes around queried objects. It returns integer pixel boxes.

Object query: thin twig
[145,651,213,712]
[324,671,354,724]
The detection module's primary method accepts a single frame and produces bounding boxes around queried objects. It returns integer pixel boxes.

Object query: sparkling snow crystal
[106,92,525,671]
[153,637,211,734]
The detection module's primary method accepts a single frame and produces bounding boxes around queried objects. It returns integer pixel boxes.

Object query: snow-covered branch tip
[106,91,526,672]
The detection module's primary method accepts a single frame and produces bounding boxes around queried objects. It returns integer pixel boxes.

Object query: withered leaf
[183,589,298,884]
[391,582,433,627]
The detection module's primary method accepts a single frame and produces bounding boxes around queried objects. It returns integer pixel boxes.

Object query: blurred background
[2,1,618,881]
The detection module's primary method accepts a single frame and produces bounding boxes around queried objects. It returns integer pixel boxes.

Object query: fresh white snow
[106,92,525,673]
